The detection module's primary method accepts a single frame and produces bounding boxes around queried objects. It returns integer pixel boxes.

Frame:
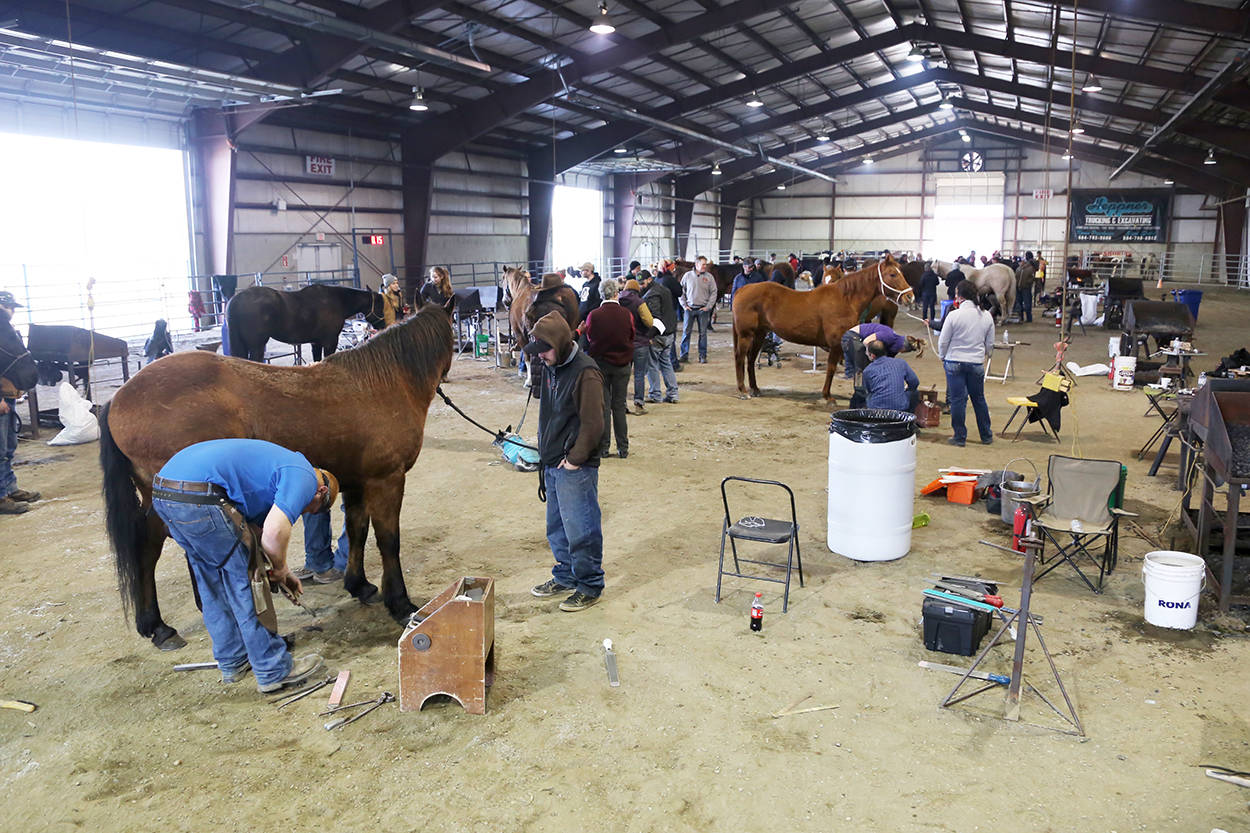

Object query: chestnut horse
[733,256,915,399]
[501,267,579,384]
[99,300,455,649]
[226,284,387,362]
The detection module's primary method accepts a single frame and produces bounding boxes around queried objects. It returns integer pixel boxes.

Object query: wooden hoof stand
[398,577,495,715]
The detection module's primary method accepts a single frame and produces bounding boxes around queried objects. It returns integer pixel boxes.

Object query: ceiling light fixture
[711,161,722,176]
[863,156,874,165]
[960,131,971,143]
[906,44,925,63]
[1204,148,1216,165]
[409,87,428,111]
[1070,120,1085,135]
[777,183,786,190]
[1164,178,1174,184]
[939,96,953,110]
[816,131,830,142]
[1061,151,1072,161]
[589,2,615,34]
[613,146,628,154]
[1082,76,1103,93]
[746,91,764,108]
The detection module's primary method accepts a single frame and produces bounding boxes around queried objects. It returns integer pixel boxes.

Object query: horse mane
[829,261,887,300]
[323,302,451,391]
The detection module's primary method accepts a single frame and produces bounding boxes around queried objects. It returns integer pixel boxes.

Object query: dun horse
[226,284,387,362]
[931,260,1015,322]
[732,256,914,399]
[100,300,455,650]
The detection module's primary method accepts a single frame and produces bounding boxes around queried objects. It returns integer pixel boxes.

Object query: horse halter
[0,343,31,383]
[876,261,914,305]
[366,293,386,326]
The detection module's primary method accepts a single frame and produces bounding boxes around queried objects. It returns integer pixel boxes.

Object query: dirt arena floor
[3,285,1249,831]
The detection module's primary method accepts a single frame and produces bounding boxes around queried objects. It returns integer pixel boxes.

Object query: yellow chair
[1000,397,1060,442]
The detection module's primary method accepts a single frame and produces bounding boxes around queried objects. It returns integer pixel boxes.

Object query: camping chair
[1020,455,1134,593]
[715,476,803,612]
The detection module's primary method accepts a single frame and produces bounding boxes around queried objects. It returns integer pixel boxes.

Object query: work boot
[258,654,324,694]
[8,489,40,503]
[310,567,344,585]
[221,659,251,684]
[0,497,29,515]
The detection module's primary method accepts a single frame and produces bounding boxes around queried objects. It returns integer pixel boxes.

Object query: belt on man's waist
[151,476,229,505]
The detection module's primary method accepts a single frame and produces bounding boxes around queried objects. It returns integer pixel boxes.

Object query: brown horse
[849,258,927,327]
[732,255,914,399]
[226,284,387,362]
[501,267,578,384]
[99,300,455,650]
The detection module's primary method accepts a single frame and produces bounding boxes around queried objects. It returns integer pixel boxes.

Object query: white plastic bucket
[1112,355,1137,391]
[1108,336,1121,359]
[1142,551,1205,630]
[828,412,917,561]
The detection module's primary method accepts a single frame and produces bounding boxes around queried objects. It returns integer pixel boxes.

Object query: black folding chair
[1021,455,1134,593]
[715,477,803,612]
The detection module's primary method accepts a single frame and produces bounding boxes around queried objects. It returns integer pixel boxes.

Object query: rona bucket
[1112,355,1136,391]
[1142,551,1205,630]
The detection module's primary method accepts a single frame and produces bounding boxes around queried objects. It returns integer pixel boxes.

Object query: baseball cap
[0,290,22,308]
[523,337,554,356]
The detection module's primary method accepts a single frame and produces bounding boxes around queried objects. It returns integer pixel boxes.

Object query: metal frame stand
[941,536,1084,736]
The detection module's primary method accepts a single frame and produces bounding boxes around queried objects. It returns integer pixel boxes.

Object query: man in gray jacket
[679,256,719,364]
[937,280,996,447]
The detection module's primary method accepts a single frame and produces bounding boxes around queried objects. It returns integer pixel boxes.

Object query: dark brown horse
[732,255,915,399]
[226,284,386,362]
[0,315,38,393]
[99,300,455,650]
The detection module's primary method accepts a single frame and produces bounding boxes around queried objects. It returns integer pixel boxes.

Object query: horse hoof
[356,584,382,605]
[154,630,187,651]
[388,601,419,624]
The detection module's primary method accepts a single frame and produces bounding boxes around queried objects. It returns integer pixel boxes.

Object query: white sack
[47,381,100,445]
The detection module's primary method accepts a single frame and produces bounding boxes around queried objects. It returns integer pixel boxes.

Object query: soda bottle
[750,592,764,632]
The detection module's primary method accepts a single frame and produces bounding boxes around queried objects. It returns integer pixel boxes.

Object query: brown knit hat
[624,279,641,292]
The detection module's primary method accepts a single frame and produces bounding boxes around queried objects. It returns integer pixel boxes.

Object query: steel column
[612,175,637,265]
[190,109,237,277]
[527,152,554,267]
[401,130,434,295]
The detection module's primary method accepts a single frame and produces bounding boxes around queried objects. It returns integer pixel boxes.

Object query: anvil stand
[942,535,1084,737]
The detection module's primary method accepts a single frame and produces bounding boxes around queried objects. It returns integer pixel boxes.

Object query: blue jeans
[646,335,678,401]
[681,309,711,361]
[1014,286,1033,322]
[944,360,993,443]
[152,497,292,685]
[0,399,16,498]
[544,465,604,596]
[302,502,349,573]
[631,344,650,405]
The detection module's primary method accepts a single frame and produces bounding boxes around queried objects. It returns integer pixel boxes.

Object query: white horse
[932,260,1016,322]
[1139,252,1160,283]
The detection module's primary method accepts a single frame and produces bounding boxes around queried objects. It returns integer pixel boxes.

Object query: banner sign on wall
[305,155,335,176]
[1069,189,1170,243]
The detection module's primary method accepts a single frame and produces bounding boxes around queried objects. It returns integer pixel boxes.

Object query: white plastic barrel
[1142,550,1205,629]
[1112,355,1137,390]
[828,410,917,561]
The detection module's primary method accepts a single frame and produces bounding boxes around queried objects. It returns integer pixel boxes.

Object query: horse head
[363,288,388,328]
[878,255,915,306]
[0,318,37,392]
[500,266,531,309]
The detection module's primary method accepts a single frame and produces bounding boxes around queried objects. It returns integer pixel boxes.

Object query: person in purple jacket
[840,322,921,379]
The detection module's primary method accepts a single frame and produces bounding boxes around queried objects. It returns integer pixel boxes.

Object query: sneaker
[7,489,40,503]
[698,357,707,364]
[559,591,602,612]
[618,450,628,459]
[679,356,690,364]
[646,397,663,404]
[531,578,572,598]
[292,567,315,580]
[663,398,679,404]
[310,567,344,584]
[221,659,251,684]
[981,436,995,446]
[630,403,648,415]
[258,654,324,694]
[0,497,29,515]
[947,437,966,447]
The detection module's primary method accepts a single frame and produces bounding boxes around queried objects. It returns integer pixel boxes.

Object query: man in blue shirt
[152,439,337,693]
[862,339,920,412]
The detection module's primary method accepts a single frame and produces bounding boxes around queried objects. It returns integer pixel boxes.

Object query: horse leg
[822,341,844,400]
[341,490,380,605]
[733,330,749,395]
[366,476,417,622]
[138,516,186,650]
[746,335,764,397]
[311,342,324,363]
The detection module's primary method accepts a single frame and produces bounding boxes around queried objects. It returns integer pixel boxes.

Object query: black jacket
[577,274,602,321]
[642,281,677,335]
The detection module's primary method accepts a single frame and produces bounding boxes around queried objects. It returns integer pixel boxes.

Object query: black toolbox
[922,578,997,656]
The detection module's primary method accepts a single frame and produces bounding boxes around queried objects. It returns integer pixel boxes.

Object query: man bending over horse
[151,439,335,692]
[840,323,921,380]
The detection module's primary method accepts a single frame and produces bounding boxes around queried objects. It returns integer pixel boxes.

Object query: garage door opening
[0,132,191,338]
[551,184,603,275]
[929,172,1005,264]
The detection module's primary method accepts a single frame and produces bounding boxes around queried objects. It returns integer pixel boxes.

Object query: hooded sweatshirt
[532,311,604,468]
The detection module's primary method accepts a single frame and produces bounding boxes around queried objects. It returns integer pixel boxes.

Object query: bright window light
[0,132,191,338]
[931,202,1003,264]
[552,185,603,277]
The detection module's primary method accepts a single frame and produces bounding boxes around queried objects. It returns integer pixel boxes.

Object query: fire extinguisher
[1013,504,1030,552]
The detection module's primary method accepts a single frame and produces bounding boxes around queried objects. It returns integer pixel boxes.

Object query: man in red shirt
[580,278,635,458]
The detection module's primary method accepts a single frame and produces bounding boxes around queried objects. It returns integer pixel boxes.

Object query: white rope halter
[877,261,914,306]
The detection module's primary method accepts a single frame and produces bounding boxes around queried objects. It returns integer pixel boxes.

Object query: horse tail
[98,402,148,617]
[225,300,247,358]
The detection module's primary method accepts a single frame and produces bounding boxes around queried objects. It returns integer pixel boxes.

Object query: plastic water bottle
[1003,329,1010,344]
[1198,372,1207,387]
[749,592,764,632]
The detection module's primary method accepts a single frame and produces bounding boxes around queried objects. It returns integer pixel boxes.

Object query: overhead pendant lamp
[906,44,925,63]
[711,161,722,176]
[613,146,628,154]
[1070,119,1085,135]
[777,183,786,190]
[1164,178,1174,184]
[1204,147,1216,165]
[1082,76,1103,93]
[939,96,953,111]
[816,131,830,142]
[1061,151,1073,161]
[409,87,429,111]
[589,2,615,34]
[746,91,764,108]
[863,156,874,165]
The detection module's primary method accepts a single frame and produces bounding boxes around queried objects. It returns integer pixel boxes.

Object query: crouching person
[862,339,920,413]
[151,439,336,692]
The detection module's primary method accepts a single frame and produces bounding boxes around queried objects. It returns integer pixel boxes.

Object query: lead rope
[435,385,538,451]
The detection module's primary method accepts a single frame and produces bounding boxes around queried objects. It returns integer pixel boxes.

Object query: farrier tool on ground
[918,660,1009,686]
[324,691,394,730]
[0,699,37,713]
[173,661,220,672]
[274,675,336,709]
